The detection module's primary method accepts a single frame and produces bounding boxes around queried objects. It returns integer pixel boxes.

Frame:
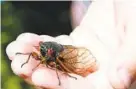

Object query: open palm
[6,1,136,89]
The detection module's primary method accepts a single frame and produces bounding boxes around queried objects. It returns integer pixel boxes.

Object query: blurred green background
[1,1,73,89]
[2,1,136,89]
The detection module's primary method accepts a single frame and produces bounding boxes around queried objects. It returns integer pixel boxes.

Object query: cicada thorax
[38,42,64,68]
[57,45,97,77]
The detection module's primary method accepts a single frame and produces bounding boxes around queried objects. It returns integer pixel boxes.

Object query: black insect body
[39,42,64,64]
[16,41,96,85]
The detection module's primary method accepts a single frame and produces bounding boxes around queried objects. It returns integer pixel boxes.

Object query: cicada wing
[58,45,97,77]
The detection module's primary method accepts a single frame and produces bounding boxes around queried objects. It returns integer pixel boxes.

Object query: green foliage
[1,2,32,89]
[1,32,10,44]
[3,76,22,89]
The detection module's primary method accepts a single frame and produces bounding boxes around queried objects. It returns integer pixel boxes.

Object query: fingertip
[11,55,39,77]
[6,41,17,60]
[16,32,39,40]
[16,33,42,46]
[32,67,60,88]
[6,41,34,60]
[31,67,84,89]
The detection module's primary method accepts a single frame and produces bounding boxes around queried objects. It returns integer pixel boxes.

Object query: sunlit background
[1,1,136,89]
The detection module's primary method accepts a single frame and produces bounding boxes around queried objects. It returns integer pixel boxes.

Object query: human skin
[6,0,136,89]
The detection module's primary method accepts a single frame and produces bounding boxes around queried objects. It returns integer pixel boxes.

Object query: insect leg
[55,64,61,85]
[16,52,31,55]
[58,65,77,80]
[63,73,77,80]
[21,53,32,68]
[32,61,43,71]
[32,57,45,71]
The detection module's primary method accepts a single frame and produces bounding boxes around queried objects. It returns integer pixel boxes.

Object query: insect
[16,41,96,85]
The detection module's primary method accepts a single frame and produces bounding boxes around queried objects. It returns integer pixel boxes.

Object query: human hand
[6,33,99,89]
[6,0,136,89]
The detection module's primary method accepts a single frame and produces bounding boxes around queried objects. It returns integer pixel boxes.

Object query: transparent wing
[57,45,97,77]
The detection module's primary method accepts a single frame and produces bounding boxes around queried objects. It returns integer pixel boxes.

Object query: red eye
[47,49,54,56]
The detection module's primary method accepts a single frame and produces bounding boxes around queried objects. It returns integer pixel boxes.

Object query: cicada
[16,41,97,85]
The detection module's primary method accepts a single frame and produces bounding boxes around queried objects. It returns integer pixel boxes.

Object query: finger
[6,41,18,60]
[32,67,91,89]
[32,67,65,89]
[9,33,59,88]
[40,35,55,42]
[11,54,40,77]
[6,33,43,60]
[9,33,46,76]
[6,33,43,81]
[11,54,41,88]
[6,41,33,60]
[16,33,42,46]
